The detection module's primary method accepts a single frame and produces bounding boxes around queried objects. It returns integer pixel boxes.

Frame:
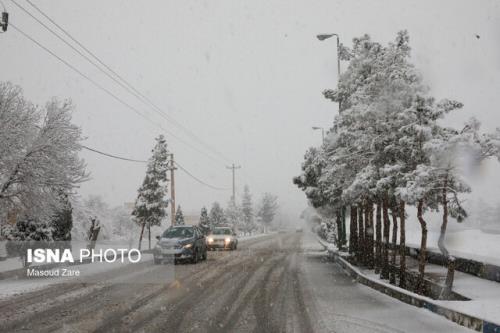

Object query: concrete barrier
[404,245,500,283]
[329,249,499,332]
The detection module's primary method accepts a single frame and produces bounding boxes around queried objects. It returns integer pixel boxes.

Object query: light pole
[317,33,346,249]
[312,126,325,144]
[317,33,341,111]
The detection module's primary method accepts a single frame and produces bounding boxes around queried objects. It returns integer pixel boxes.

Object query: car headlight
[207,237,214,243]
[225,237,231,243]
[183,243,193,249]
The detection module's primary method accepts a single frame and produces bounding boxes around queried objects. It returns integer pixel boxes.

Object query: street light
[312,126,325,144]
[316,33,340,83]
[317,33,341,111]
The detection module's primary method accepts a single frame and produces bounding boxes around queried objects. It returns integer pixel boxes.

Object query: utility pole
[169,153,177,226]
[0,11,8,33]
[226,164,241,202]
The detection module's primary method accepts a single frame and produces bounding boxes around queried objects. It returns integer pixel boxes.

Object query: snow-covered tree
[421,117,500,297]
[50,192,73,242]
[132,135,169,249]
[175,205,185,225]
[257,193,278,232]
[71,195,136,241]
[198,207,210,234]
[225,199,242,230]
[0,82,88,224]
[241,185,255,234]
[209,202,226,228]
[294,31,500,296]
[110,205,135,240]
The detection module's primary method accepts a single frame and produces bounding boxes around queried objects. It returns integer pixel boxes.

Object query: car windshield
[162,227,193,239]
[212,228,232,235]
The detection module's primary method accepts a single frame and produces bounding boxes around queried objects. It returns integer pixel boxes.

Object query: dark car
[153,225,207,264]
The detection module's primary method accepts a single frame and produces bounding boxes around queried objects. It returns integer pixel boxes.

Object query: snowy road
[0,232,471,332]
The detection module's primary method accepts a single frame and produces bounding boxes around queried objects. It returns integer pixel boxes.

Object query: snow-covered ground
[336,210,500,266]
[301,231,472,333]
[314,228,500,326]
[405,228,500,266]
[0,253,155,299]
[306,220,500,328]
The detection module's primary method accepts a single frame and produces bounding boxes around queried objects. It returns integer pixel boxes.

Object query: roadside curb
[316,238,500,333]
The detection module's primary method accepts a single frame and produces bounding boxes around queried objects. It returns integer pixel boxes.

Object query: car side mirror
[156,235,160,240]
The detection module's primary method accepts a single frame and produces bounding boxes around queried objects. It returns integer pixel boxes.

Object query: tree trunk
[390,203,398,284]
[439,173,455,299]
[148,220,151,250]
[417,199,428,294]
[336,210,343,249]
[349,206,358,257]
[358,203,365,265]
[375,201,382,274]
[365,200,374,269]
[441,259,455,299]
[369,201,375,269]
[399,200,406,289]
[381,195,390,279]
[87,219,100,251]
[341,206,347,250]
[138,221,146,251]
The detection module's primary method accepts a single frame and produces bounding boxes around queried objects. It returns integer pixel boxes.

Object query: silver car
[206,227,238,250]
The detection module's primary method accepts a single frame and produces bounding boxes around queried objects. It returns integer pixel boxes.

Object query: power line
[10,0,163,122]
[81,145,147,163]
[18,0,232,164]
[81,145,228,191]
[9,23,153,124]
[9,22,226,166]
[174,161,230,191]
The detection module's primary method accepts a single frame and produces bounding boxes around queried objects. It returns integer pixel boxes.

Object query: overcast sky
[2,0,500,220]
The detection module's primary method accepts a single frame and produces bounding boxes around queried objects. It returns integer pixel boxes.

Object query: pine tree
[225,199,242,230]
[209,202,225,228]
[198,207,210,234]
[132,135,169,249]
[175,205,185,225]
[257,193,278,232]
[241,185,254,235]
